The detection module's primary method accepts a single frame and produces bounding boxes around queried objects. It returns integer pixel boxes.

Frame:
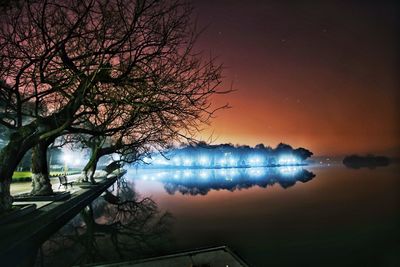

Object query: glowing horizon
[191,1,399,157]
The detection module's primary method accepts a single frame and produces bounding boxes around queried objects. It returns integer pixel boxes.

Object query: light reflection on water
[129,164,400,266]
[38,164,400,267]
[129,166,315,196]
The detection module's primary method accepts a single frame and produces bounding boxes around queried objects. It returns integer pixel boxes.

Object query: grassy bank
[12,171,81,182]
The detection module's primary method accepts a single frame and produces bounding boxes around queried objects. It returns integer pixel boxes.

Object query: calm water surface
[40,164,400,266]
[129,164,400,266]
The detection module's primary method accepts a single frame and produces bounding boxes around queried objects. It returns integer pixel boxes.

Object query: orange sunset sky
[192,1,399,156]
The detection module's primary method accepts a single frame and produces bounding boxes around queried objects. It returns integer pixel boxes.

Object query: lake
[39,163,400,266]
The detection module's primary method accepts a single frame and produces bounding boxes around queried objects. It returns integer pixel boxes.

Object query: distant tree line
[143,142,313,167]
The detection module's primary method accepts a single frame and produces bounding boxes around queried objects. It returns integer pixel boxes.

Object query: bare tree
[30,136,56,195]
[78,112,175,184]
[0,0,226,212]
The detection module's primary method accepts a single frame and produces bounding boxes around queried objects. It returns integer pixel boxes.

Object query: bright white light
[199,156,209,165]
[61,151,84,166]
[156,172,165,178]
[183,170,192,177]
[219,159,226,165]
[172,157,181,166]
[183,159,192,166]
[248,156,263,166]
[229,169,238,176]
[249,168,265,177]
[229,158,236,165]
[278,155,299,165]
[279,166,301,175]
[62,153,73,164]
[199,170,209,179]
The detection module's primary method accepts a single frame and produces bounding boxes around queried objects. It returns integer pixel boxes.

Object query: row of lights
[146,154,300,167]
[140,166,302,181]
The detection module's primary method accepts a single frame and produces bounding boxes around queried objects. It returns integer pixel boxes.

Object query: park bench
[58,175,74,189]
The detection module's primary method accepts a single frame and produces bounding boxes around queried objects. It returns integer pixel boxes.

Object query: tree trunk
[81,146,100,184]
[31,139,54,196]
[0,77,94,212]
[82,160,98,184]
[0,128,38,212]
[81,143,121,184]
[88,159,98,184]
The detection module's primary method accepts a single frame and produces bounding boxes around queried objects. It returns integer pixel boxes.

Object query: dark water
[130,164,400,266]
[39,164,400,266]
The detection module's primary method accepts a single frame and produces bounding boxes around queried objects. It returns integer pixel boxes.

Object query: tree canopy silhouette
[0,0,226,212]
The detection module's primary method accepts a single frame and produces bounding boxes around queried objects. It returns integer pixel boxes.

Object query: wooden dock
[0,176,117,267]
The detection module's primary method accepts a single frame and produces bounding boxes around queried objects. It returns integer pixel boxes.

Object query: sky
[190,0,400,156]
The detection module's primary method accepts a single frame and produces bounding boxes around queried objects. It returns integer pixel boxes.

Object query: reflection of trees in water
[36,179,172,267]
[162,168,316,196]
